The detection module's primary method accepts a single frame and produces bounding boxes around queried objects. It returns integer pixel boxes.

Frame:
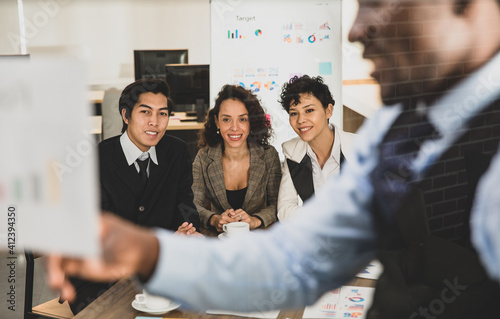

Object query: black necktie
[370,107,440,225]
[137,155,149,187]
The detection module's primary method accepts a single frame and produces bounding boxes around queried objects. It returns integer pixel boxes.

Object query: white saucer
[131,300,180,314]
[218,233,228,240]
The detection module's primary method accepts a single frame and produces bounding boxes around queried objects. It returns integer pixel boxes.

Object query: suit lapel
[144,148,168,200]
[243,143,265,208]
[114,141,143,196]
[206,145,231,210]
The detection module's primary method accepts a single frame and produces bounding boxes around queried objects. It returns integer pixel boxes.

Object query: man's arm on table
[48,111,393,311]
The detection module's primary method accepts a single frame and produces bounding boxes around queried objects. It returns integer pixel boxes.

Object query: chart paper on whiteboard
[0,59,100,257]
[211,0,342,156]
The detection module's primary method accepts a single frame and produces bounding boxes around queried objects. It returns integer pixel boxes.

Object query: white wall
[342,0,373,81]
[0,1,23,54]
[1,0,378,114]
[341,0,382,118]
[1,0,210,90]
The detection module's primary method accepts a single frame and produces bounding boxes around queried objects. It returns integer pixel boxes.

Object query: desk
[88,90,105,121]
[168,112,205,131]
[88,90,105,104]
[86,90,205,131]
[166,112,205,161]
[73,277,375,319]
[88,115,102,135]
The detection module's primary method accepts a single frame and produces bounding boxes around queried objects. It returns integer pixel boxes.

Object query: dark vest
[287,152,346,202]
[368,99,500,319]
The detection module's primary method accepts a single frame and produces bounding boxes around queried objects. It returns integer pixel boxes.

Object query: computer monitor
[165,64,209,115]
[134,49,188,80]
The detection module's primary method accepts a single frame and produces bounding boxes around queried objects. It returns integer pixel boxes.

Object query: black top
[226,187,247,210]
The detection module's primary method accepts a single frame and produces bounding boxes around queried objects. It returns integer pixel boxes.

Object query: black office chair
[24,251,73,319]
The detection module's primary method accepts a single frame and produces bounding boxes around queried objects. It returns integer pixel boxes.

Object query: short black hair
[278,75,335,113]
[119,79,171,133]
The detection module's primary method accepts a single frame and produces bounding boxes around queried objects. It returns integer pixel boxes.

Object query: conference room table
[73,271,376,319]
[73,224,376,319]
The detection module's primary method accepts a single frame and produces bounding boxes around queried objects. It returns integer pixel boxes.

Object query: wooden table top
[74,225,375,319]
[73,276,375,319]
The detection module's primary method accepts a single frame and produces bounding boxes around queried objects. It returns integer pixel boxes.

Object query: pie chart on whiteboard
[255,29,262,36]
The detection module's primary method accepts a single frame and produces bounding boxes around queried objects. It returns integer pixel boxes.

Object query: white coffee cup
[135,290,171,310]
[223,221,250,237]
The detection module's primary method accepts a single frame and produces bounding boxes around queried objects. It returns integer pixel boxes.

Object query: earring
[217,129,220,134]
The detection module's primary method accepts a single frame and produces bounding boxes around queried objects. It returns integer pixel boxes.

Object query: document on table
[206,309,280,318]
[303,286,375,319]
[0,58,100,257]
[355,259,383,280]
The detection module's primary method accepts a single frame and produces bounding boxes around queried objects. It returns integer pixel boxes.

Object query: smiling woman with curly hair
[198,84,272,148]
[277,75,356,221]
[192,84,281,233]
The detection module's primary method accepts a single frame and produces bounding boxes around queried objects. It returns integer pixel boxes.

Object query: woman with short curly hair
[277,75,356,221]
[192,85,281,233]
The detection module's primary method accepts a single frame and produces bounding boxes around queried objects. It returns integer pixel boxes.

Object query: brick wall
[419,101,500,244]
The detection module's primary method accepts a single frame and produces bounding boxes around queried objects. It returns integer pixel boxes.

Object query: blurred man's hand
[47,213,159,301]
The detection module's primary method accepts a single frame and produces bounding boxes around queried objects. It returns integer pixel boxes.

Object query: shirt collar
[306,123,340,164]
[331,123,341,163]
[429,51,500,135]
[119,131,158,166]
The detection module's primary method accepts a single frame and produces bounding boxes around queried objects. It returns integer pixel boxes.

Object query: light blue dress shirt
[471,149,500,281]
[144,52,500,311]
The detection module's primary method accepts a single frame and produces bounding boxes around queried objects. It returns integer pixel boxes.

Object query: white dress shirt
[471,150,500,281]
[306,124,341,192]
[119,131,158,176]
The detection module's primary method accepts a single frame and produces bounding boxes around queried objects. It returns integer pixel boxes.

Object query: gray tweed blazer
[192,141,281,229]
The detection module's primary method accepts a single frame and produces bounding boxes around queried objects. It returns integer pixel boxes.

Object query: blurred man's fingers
[46,255,64,290]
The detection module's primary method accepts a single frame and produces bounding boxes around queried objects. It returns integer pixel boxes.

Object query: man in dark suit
[69,78,200,314]
[99,78,199,232]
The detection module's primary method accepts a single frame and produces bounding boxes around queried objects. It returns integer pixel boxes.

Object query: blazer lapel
[114,142,143,196]
[206,145,231,210]
[242,143,265,208]
[143,158,166,199]
[144,138,170,199]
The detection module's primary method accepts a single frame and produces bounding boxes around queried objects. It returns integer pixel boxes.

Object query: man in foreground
[49,1,500,317]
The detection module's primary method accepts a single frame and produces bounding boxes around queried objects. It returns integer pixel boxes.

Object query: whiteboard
[210,0,342,157]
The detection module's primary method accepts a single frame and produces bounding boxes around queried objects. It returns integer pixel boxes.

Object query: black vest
[287,151,346,202]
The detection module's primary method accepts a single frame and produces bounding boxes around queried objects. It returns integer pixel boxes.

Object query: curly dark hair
[278,75,335,113]
[198,85,271,148]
